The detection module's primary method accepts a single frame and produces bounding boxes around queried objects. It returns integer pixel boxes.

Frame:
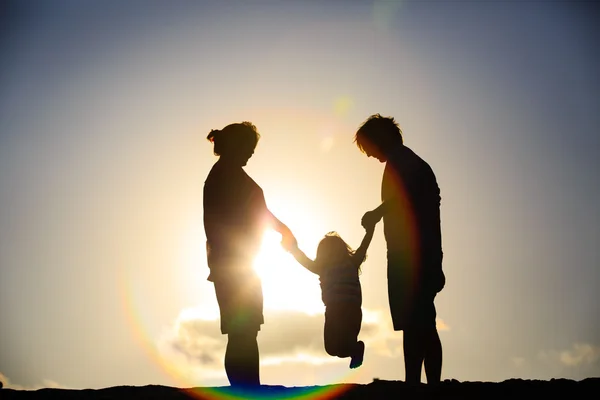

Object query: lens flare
[121,270,360,398]
[333,96,353,117]
[119,235,363,399]
[116,108,400,399]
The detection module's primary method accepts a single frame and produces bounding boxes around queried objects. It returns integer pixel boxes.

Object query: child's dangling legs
[323,303,364,367]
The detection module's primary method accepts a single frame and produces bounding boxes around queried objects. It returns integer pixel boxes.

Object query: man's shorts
[387,255,438,331]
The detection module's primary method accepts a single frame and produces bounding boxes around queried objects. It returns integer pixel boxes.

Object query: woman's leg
[225,329,260,387]
[214,270,264,387]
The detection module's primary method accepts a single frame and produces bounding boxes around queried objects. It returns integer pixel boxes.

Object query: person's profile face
[241,149,254,166]
[232,145,255,166]
[363,142,386,163]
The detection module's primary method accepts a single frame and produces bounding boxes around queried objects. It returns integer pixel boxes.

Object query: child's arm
[352,224,376,266]
[361,201,391,229]
[290,246,320,275]
[281,234,320,275]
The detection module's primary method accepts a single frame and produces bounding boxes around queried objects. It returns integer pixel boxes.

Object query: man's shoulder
[386,146,439,192]
[387,145,424,172]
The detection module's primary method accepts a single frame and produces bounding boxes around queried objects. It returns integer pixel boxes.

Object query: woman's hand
[280,229,298,253]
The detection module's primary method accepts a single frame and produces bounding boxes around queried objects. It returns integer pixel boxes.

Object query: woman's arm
[268,210,292,237]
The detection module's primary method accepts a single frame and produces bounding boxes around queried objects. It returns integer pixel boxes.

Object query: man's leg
[403,327,426,384]
[403,324,442,385]
[224,329,260,387]
[424,326,442,384]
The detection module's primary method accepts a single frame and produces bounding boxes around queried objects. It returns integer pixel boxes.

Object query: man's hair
[354,114,403,153]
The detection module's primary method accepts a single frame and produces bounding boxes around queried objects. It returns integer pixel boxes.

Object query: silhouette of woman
[203,122,290,387]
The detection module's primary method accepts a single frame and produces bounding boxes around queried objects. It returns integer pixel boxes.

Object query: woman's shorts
[213,272,264,335]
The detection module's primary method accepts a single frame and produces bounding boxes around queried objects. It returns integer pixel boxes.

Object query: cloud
[532,342,600,379]
[0,372,68,390]
[559,343,600,367]
[157,306,403,372]
[0,373,23,390]
[159,313,224,368]
[156,305,452,382]
[511,357,526,368]
[538,343,600,368]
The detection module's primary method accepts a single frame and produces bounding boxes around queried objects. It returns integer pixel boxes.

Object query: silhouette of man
[203,122,291,387]
[355,114,445,385]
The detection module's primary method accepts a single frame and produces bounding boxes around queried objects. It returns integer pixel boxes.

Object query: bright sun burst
[253,226,324,315]
[182,197,326,316]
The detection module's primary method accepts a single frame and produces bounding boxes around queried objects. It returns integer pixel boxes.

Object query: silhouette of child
[282,222,376,368]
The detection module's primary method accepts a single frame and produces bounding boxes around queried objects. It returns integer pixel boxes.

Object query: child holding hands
[282,221,376,368]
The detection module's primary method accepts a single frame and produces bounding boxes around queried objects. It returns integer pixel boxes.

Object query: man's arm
[361,199,394,228]
[373,200,394,216]
[353,225,376,265]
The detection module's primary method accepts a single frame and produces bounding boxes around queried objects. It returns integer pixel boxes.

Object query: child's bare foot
[349,340,365,369]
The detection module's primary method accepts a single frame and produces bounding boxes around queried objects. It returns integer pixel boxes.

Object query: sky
[1,0,599,391]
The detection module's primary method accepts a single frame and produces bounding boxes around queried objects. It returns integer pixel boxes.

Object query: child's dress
[317,258,363,358]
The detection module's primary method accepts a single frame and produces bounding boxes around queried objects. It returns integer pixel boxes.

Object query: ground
[1,378,599,399]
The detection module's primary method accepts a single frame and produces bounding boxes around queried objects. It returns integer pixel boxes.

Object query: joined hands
[361,210,381,232]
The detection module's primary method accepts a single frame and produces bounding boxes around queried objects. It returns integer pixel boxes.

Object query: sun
[180,195,327,315]
[252,214,325,315]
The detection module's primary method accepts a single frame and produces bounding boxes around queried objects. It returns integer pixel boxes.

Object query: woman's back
[204,160,269,278]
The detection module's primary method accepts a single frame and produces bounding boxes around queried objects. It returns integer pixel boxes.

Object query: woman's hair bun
[207,129,220,142]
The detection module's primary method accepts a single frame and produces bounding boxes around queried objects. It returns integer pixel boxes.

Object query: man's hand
[361,210,382,230]
[363,219,377,233]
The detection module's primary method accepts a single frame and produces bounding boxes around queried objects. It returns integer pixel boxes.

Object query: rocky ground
[1,378,598,399]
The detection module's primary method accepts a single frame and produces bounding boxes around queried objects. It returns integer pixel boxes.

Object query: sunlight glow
[262,353,341,366]
[320,136,335,152]
[254,230,324,314]
[333,96,353,116]
[178,304,219,322]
